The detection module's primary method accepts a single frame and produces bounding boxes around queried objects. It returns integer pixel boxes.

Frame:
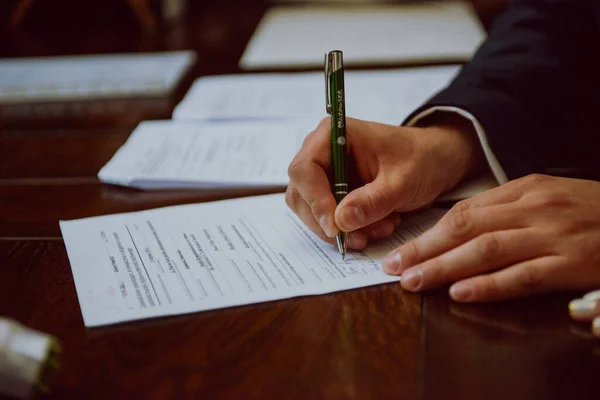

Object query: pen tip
[337,232,348,261]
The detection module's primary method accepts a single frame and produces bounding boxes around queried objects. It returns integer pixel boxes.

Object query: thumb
[334,176,399,232]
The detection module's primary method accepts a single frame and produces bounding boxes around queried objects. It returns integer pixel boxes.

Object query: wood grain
[421,290,600,400]
[0,183,286,238]
[0,240,421,399]
[0,128,130,179]
[3,2,596,399]
[0,97,174,130]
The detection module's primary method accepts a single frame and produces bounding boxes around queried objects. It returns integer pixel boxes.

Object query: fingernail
[339,206,364,230]
[319,214,337,238]
[594,317,600,336]
[583,290,600,302]
[569,299,598,314]
[382,251,402,274]
[401,267,422,291]
[450,282,473,302]
[348,232,367,249]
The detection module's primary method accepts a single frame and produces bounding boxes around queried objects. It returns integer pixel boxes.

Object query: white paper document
[240,2,485,69]
[0,51,196,103]
[173,66,460,125]
[60,194,445,326]
[98,119,314,189]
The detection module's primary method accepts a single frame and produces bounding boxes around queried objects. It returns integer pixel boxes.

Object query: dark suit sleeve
[405,0,600,180]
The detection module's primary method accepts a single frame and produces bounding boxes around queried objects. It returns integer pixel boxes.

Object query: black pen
[324,50,348,259]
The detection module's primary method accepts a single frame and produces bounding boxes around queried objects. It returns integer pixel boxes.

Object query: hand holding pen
[285,57,480,259]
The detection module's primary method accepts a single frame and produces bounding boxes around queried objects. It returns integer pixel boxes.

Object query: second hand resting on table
[285,116,600,335]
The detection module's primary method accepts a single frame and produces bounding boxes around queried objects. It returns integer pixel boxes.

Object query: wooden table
[1,1,598,398]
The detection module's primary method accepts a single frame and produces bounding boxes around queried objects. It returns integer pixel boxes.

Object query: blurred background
[0,1,509,59]
[0,0,509,130]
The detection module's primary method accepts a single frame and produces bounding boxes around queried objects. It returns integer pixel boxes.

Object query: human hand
[382,174,600,305]
[569,290,600,339]
[285,116,484,250]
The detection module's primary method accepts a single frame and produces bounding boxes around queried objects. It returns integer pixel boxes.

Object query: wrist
[417,113,487,192]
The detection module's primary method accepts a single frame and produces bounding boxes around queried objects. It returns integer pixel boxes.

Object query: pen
[324,50,348,260]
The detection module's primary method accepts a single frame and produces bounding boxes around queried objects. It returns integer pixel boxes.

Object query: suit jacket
[407,0,600,181]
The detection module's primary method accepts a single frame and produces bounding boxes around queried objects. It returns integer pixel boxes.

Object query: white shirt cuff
[406,105,509,184]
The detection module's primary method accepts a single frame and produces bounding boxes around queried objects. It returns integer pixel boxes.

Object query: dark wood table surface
[1,1,598,399]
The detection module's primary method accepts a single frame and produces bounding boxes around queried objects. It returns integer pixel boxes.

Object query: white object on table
[0,318,59,398]
[239,1,485,69]
[60,193,445,327]
[173,65,461,125]
[98,119,315,190]
[0,51,196,103]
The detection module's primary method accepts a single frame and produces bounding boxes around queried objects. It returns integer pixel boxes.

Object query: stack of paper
[60,193,445,326]
[98,119,314,189]
[0,51,196,103]
[99,66,461,190]
[240,2,485,69]
[172,66,460,125]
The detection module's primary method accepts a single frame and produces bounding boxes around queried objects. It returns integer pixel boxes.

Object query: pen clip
[324,52,332,115]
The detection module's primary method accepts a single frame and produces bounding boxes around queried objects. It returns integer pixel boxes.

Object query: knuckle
[475,276,501,300]
[518,265,544,290]
[526,190,572,210]
[445,201,473,238]
[560,219,589,237]
[307,196,329,216]
[474,233,501,261]
[285,187,302,211]
[401,241,421,266]
[523,173,551,186]
[287,158,306,180]
[426,259,444,279]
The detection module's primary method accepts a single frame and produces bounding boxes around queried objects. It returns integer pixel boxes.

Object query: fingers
[285,185,335,243]
[345,232,369,251]
[286,165,338,237]
[569,297,600,321]
[286,184,367,250]
[447,255,565,302]
[570,290,600,322]
[287,120,339,237]
[584,290,600,301]
[569,291,600,339]
[394,228,546,293]
[459,174,553,209]
[382,202,529,275]
[570,290,600,338]
[460,176,525,208]
[335,176,400,232]
[286,183,400,249]
[360,213,402,241]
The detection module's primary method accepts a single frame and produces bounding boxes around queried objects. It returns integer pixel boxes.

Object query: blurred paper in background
[173,66,460,125]
[240,1,485,69]
[0,51,196,104]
